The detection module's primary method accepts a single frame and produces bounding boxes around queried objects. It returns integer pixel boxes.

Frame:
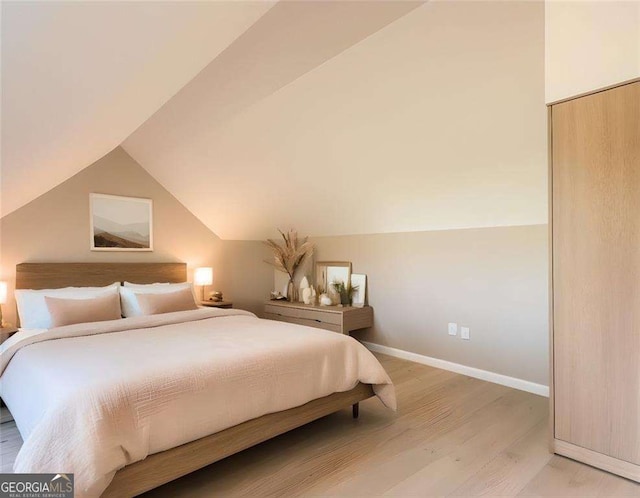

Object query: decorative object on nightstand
[270,291,286,301]
[194,267,213,301]
[208,291,224,302]
[264,229,314,302]
[319,293,333,306]
[299,276,310,303]
[315,261,351,295]
[350,274,367,307]
[332,279,361,306]
[264,301,373,335]
[200,301,233,309]
[302,286,316,305]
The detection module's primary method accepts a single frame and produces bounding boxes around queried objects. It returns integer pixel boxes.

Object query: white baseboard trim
[361,341,549,397]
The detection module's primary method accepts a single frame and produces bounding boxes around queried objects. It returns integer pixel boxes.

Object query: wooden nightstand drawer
[263,312,343,333]
[264,302,373,335]
[264,304,342,325]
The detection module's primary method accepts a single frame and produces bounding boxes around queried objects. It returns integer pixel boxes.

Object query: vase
[287,279,298,302]
[340,291,350,306]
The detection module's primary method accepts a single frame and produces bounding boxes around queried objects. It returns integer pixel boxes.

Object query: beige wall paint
[124,0,546,240]
[545,0,640,103]
[0,147,271,325]
[220,239,274,317]
[278,225,549,385]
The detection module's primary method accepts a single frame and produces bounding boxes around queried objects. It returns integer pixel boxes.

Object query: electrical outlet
[461,327,470,340]
[448,323,458,336]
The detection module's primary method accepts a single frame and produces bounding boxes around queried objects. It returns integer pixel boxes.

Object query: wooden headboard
[15,263,187,290]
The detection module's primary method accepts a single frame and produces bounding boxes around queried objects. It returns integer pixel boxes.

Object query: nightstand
[264,301,373,335]
[200,301,233,309]
[0,327,18,345]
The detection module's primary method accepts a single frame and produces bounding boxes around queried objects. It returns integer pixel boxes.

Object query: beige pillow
[45,293,122,328]
[135,287,198,316]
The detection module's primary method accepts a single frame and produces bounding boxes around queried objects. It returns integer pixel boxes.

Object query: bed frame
[15,262,375,497]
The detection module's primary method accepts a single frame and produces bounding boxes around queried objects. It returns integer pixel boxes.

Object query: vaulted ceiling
[2,1,549,240]
[1,0,275,216]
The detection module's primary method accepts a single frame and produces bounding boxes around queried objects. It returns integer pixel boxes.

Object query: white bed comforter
[0,308,395,497]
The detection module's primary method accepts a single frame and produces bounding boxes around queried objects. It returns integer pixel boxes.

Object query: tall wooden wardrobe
[549,79,640,482]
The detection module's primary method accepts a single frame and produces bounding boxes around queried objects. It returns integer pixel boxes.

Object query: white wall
[545,0,640,102]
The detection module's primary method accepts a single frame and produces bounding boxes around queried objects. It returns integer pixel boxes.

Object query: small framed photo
[90,193,153,251]
[350,274,367,307]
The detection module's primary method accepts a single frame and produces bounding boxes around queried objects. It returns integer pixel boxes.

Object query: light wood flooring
[2,353,639,496]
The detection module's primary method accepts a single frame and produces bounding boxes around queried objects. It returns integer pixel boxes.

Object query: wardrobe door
[552,81,640,464]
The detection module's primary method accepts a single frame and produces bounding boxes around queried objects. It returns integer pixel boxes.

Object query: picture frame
[315,261,352,295]
[350,274,367,307]
[90,193,153,251]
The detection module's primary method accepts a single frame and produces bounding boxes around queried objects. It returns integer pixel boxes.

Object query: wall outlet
[448,323,458,336]
[461,327,470,340]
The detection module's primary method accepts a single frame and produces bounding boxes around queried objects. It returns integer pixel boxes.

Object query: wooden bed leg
[352,402,359,419]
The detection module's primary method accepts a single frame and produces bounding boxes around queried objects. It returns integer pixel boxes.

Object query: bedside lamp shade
[194,267,213,302]
[0,281,6,327]
[194,267,213,286]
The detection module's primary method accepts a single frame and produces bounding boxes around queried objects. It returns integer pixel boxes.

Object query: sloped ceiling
[124,0,546,240]
[1,0,274,217]
[3,1,547,241]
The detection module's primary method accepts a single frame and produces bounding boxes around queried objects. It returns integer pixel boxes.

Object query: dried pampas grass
[264,229,314,282]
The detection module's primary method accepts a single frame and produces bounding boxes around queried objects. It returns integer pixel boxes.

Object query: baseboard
[553,439,639,482]
[361,341,549,397]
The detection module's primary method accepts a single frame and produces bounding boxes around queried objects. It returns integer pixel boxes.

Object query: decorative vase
[300,276,310,290]
[287,279,298,302]
[302,286,313,304]
[340,291,350,306]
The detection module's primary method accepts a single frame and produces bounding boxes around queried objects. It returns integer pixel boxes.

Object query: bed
[1,263,395,498]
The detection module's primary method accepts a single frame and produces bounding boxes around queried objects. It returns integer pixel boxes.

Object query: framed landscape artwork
[90,193,153,251]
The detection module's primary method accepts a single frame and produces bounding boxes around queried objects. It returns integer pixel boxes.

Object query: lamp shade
[194,267,213,287]
[0,281,7,304]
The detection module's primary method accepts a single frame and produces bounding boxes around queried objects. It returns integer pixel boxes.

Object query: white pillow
[123,282,171,288]
[15,283,121,329]
[120,282,195,318]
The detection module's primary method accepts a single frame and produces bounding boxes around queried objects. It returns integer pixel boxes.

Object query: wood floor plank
[309,387,526,497]
[448,419,552,496]
[381,393,548,496]
[517,455,608,497]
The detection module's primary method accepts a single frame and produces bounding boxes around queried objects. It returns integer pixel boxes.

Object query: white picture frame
[350,274,367,307]
[90,193,153,251]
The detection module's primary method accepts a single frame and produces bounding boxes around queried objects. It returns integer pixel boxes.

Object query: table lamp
[194,267,213,302]
[0,281,7,327]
